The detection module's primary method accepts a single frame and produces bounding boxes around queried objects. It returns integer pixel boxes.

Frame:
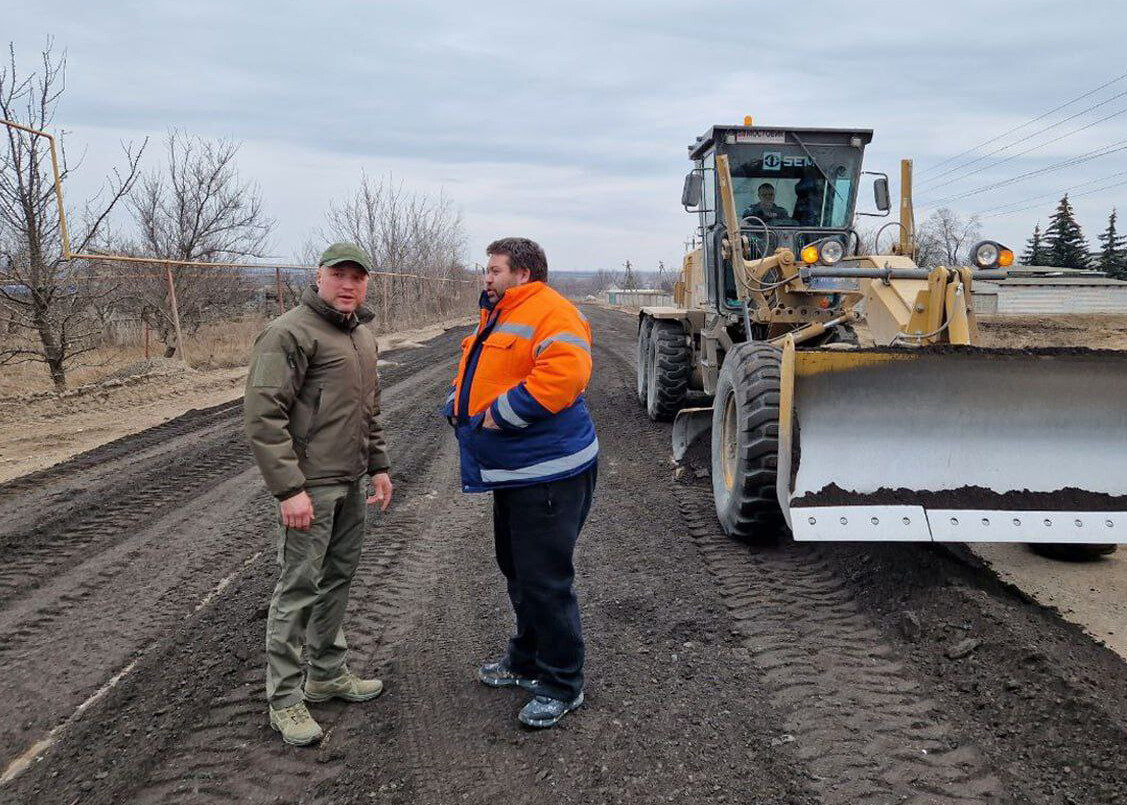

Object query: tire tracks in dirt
[0,326,472,803]
[129,440,466,805]
[0,430,252,608]
[0,465,267,761]
[596,306,1003,803]
[0,399,244,503]
[676,489,1004,803]
[832,541,1127,804]
[592,303,1127,805]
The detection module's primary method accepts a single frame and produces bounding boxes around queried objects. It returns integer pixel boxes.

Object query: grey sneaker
[478,659,536,689]
[304,670,384,703]
[269,702,324,746]
[518,691,585,728]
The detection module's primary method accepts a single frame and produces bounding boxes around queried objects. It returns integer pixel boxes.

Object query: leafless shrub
[124,130,274,356]
[316,173,475,330]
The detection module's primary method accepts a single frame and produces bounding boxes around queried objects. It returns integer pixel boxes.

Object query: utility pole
[622,259,636,290]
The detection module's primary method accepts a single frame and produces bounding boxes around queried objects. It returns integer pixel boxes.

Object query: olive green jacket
[244,286,390,500]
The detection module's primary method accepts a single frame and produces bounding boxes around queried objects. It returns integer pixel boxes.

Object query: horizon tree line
[1021,194,1126,278]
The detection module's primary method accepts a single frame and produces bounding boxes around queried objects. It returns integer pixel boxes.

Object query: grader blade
[672,406,714,464]
[776,347,1127,543]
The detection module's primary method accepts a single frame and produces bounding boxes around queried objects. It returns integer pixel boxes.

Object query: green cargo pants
[265,479,367,709]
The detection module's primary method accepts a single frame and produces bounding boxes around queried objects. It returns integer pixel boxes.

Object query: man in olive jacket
[245,243,394,746]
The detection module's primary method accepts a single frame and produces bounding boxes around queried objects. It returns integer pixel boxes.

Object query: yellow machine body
[655,123,1124,546]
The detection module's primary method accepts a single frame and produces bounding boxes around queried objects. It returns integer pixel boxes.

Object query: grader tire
[646,320,691,421]
[636,317,654,407]
[710,342,786,543]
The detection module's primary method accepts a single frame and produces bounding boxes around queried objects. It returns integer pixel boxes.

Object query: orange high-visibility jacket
[443,282,598,491]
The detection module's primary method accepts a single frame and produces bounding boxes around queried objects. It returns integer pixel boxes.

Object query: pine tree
[1044,194,1090,269]
[1020,222,1048,265]
[1097,208,1127,279]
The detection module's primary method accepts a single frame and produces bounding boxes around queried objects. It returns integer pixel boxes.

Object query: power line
[917,104,1127,201]
[922,137,1127,206]
[919,69,1127,176]
[918,88,1127,191]
[972,168,1127,216]
[979,175,1127,219]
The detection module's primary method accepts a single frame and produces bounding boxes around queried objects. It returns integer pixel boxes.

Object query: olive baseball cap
[319,242,373,274]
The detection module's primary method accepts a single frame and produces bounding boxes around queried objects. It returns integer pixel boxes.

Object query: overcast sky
[7,0,1127,271]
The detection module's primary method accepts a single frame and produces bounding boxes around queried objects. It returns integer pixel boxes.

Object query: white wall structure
[602,288,674,307]
[972,266,1127,316]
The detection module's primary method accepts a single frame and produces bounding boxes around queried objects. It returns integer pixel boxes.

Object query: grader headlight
[971,240,1013,269]
[800,240,844,266]
[820,240,844,265]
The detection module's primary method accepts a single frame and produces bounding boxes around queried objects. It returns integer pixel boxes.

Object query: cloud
[7,0,1127,268]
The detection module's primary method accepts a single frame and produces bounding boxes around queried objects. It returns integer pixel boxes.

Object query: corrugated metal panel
[972,290,998,314]
[997,286,1127,315]
[1000,278,1127,287]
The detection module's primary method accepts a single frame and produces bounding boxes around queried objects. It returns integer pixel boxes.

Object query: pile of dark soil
[794,482,1127,512]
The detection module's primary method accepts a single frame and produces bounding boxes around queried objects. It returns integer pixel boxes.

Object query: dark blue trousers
[492,463,597,701]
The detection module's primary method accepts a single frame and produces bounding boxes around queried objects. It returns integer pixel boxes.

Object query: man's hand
[367,472,394,512]
[482,408,501,430]
[280,490,314,530]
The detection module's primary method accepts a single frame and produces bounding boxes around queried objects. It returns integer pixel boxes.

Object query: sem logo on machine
[762,152,812,171]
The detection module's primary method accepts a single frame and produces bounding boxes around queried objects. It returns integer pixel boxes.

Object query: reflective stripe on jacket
[444,281,597,492]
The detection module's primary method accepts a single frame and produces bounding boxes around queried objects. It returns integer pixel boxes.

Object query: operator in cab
[742,182,789,223]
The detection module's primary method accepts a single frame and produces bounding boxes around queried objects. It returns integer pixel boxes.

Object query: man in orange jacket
[443,237,597,728]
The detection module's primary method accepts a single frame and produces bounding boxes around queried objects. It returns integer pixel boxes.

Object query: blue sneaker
[518,691,585,728]
[478,659,535,689]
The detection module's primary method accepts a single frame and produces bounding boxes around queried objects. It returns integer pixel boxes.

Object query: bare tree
[322,173,464,273]
[126,130,274,355]
[318,173,471,329]
[0,40,145,390]
[593,268,617,292]
[916,207,981,267]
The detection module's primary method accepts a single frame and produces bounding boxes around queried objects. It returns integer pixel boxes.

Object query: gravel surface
[0,307,1124,804]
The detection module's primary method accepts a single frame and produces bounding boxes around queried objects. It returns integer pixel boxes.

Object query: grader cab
[637,123,1126,552]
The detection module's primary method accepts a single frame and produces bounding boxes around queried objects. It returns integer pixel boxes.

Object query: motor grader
[637,122,1125,552]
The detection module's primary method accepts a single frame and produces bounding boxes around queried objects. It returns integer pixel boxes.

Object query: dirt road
[0,317,476,485]
[1,307,1126,804]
